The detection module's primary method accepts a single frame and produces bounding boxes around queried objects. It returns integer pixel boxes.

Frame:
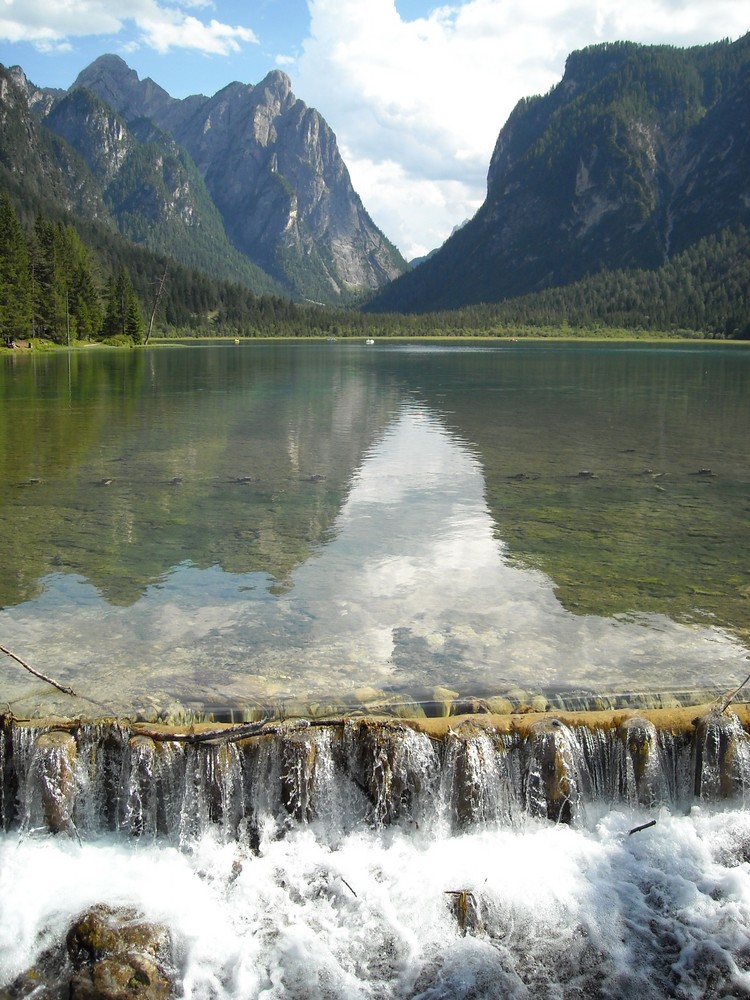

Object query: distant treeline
[1,188,748,345]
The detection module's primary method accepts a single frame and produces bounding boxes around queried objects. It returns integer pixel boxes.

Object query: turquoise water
[1,340,748,720]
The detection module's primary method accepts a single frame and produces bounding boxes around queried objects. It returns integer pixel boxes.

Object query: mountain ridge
[70,55,407,303]
[1,54,407,304]
[368,33,750,313]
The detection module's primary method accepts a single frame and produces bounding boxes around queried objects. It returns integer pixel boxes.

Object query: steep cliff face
[46,88,135,186]
[8,75,277,293]
[0,54,405,303]
[72,57,407,302]
[369,34,750,313]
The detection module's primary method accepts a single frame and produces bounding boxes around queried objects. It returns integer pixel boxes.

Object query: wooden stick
[0,644,76,696]
[717,671,750,714]
[132,716,352,745]
[134,718,272,744]
[339,877,357,897]
[628,819,657,836]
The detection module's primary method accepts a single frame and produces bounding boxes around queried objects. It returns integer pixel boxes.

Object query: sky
[0,2,747,260]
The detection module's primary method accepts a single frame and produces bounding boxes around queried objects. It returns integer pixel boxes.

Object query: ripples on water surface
[0,340,748,717]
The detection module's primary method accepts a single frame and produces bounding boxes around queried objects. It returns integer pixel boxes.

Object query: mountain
[369,34,750,313]
[71,55,406,303]
[0,56,407,304]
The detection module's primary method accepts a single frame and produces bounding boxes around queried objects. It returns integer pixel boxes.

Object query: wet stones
[124,735,158,837]
[3,905,176,1000]
[525,719,578,823]
[281,731,320,823]
[442,727,512,827]
[344,719,437,826]
[67,905,175,1000]
[693,711,750,799]
[4,707,750,842]
[33,730,78,835]
[617,716,659,803]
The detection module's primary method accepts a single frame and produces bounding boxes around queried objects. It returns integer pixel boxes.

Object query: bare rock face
[71,57,407,302]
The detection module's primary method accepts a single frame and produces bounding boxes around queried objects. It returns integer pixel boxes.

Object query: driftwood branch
[134,718,269,744]
[717,671,750,714]
[339,877,357,897]
[628,819,657,836]
[132,717,351,745]
[0,644,76,696]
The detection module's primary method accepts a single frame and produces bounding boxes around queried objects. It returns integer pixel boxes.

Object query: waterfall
[4,710,750,999]
[4,711,750,842]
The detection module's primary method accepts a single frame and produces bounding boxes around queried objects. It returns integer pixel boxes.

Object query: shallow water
[1,341,749,719]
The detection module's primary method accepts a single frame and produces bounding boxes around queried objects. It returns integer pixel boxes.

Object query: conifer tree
[102,268,144,342]
[0,193,32,343]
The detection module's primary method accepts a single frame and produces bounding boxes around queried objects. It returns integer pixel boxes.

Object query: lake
[1,339,749,720]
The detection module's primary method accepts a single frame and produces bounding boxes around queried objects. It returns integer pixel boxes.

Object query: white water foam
[3,807,750,998]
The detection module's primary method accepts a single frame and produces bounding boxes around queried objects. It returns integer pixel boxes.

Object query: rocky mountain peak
[257,70,294,105]
[73,54,175,122]
[36,53,407,303]
[7,64,29,91]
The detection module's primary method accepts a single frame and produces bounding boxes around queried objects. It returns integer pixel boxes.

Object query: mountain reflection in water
[0,341,748,720]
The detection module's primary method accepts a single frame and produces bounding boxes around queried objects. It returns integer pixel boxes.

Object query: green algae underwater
[0,339,748,721]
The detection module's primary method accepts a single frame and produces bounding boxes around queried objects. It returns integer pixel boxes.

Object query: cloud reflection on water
[1,403,746,719]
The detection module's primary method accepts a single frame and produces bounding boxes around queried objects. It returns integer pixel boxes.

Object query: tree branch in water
[0,644,76,696]
[628,819,657,836]
[717,670,750,714]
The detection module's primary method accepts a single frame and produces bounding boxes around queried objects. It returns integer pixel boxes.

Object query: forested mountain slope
[369,34,750,312]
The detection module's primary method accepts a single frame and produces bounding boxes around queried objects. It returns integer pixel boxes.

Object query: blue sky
[1,1,747,258]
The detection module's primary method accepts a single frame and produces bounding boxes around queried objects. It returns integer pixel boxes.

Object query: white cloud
[297,0,749,257]
[341,150,481,259]
[0,0,258,56]
[0,1,122,42]
[138,13,257,54]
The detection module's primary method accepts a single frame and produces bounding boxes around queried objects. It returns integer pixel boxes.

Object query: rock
[484,696,515,715]
[69,955,170,1000]
[281,731,319,822]
[66,904,175,1000]
[70,57,407,303]
[526,718,577,822]
[0,940,71,998]
[618,716,659,802]
[2,906,175,1000]
[34,730,78,835]
[431,686,460,717]
[693,711,748,800]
